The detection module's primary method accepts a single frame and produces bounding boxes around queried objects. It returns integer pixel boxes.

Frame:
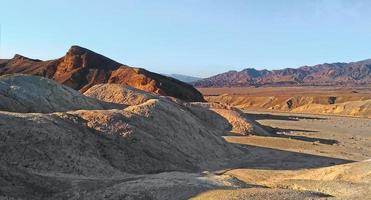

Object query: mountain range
[0,46,204,102]
[193,59,371,87]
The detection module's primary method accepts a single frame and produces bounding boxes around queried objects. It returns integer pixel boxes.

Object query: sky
[1,0,371,77]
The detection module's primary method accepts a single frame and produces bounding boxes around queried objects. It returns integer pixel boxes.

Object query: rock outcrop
[0,46,205,102]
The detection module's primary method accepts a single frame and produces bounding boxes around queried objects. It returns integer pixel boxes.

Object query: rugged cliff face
[0,46,205,102]
[193,60,371,87]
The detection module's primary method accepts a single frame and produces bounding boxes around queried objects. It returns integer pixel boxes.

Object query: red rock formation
[0,46,204,102]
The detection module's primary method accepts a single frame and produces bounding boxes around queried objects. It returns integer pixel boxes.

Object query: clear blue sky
[1,0,371,77]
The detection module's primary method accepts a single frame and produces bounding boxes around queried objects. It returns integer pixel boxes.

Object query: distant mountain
[0,46,205,102]
[164,74,202,83]
[193,59,371,87]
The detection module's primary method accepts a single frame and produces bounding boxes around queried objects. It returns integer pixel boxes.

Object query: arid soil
[192,111,371,199]
[229,111,371,161]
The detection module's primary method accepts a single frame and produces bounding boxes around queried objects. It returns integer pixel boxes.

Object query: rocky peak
[62,45,121,70]
[12,54,41,62]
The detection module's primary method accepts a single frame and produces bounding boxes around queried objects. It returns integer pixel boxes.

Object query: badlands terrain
[0,75,370,200]
[200,86,371,118]
[0,47,370,200]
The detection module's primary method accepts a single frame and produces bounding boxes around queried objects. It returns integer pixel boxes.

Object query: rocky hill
[193,59,371,87]
[0,46,204,102]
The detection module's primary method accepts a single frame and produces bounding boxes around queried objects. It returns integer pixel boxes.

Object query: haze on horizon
[1,0,371,78]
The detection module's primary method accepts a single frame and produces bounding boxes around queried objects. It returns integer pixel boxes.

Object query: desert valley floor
[232,111,371,162]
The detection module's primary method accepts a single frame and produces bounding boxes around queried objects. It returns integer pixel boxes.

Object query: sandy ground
[190,111,371,200]
[229,111,371,161]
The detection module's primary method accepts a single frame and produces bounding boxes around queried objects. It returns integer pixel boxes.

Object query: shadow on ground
[275,134,338,145]
[259,125,338,145]
[243,113,338,145]
[204,141,353,172]
[245,113,327,121]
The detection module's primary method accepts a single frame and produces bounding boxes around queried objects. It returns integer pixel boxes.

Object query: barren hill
[0,46,204,102]
[0,74,123,113]
[193,59,371,87]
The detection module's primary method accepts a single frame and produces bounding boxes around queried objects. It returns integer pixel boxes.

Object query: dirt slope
[0,74,122,113]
